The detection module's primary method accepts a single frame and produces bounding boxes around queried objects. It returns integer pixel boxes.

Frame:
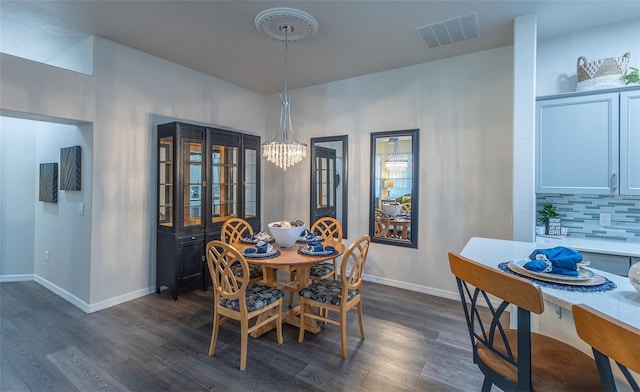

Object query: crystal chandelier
[384,137,409,174]
[255,8,318,170]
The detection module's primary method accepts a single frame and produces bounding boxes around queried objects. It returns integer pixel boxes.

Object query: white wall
[1,37,266,309]
[34,121,93,302]
[512,15,537,243]
[264,46,515,296]
[537,19,640,96]
[0,118,36,277]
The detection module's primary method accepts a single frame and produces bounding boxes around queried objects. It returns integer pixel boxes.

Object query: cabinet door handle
[191,236,196,240]
[611,173,617,192]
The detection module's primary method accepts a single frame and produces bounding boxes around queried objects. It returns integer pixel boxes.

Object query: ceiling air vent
[415,12,480,49]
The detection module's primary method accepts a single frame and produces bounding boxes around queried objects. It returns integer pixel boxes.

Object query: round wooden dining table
[231,239,346,336]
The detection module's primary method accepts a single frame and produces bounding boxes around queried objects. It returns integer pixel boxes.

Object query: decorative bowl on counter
[268,221,305,248]
[629,262,640,294]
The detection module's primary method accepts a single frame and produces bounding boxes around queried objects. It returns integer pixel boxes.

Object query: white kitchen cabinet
[536,87,640,195]
[620,90,640,195]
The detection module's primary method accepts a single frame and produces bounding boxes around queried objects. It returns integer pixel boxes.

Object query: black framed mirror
[369,129,419,248]
[310,135,348,238]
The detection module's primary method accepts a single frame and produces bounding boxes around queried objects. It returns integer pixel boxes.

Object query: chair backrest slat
[573,303,640,390]
[449,252,544,314]
[340,235,370,291]
[206,241,249,307]
[311,217,342,242]
[221,218,253,244]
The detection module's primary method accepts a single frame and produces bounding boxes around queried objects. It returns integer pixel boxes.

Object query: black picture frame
[60,145,81,190]
[39,163,58,203]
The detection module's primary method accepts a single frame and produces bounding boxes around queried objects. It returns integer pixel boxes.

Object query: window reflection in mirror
[310,136,348,238]
[370,129,419,248]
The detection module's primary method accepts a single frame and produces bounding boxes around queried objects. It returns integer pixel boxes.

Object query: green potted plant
[623,67,639,85]
[538,203,562,235]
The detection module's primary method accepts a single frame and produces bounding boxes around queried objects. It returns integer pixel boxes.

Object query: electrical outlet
[599,213,611,226]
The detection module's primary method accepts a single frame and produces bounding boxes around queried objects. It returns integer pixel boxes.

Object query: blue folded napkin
[243,233,254,241]
[306,240,336,253]
[244,240,273,254]
[301,229,314,240]
[525,247,582,276]
[307,240,323,252]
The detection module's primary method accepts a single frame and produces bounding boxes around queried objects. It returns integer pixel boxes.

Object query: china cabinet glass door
[244,147,257,220]
[210,144,238,224]
[183,140,203,228]
[159,136,174,228]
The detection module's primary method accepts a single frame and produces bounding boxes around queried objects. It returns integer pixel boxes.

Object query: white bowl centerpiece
[268,220,305,248]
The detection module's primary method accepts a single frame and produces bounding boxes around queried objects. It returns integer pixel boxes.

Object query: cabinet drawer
[581,251,631,276]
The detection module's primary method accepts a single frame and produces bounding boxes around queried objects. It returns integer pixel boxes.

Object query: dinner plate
[297,236,324,243]
[240,236,273,244]
[507,260,604,285]
[243,249,280,259]
[298,247,337,256]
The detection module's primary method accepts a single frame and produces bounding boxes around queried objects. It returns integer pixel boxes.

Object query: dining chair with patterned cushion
[309,217,342,280]
[206,240,284,371]
[401,202,411,214]
[448,252,602,391]
[572,304,640,391]
[298,235,370,358]
[221,218,263,283]
[287,217,343,308]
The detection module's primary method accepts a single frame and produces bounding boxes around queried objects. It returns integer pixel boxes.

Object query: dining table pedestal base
[249,264,322,338]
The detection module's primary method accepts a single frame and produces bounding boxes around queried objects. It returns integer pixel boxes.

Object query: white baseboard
[363,273,460,302]
[0,274,34,282]
[1,273,459,313]
[33,275,92,312]
[87,286,156,313]
[1,274,155,314]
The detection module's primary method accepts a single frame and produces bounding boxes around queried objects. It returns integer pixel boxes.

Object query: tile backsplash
[536,194,640,242]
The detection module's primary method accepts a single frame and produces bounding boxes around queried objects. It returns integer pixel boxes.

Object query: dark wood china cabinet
[156,121,261,300]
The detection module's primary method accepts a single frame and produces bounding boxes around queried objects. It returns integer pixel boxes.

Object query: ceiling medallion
[254,7,318,42]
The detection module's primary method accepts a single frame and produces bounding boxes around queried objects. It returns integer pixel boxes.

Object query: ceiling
[1,1,639,95]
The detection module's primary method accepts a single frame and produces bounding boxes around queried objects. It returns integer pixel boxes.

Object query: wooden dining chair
[401,202,411,214]
[205,240,284,371]
[572,304,640,391]
[448,252,602,391]
[309,217,342,280]
[374,208,390,237]
[298,235,370,358]
[221,218,263,283]
[286,217,343,308]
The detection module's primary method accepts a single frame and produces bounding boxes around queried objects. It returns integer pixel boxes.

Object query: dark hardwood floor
[0,280,485,391]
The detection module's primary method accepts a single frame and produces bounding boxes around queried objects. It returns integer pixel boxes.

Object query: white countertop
[460,237,640,329]
[535,235,640,258]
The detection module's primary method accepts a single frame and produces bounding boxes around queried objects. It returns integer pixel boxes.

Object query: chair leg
[340,307,348,358]
[357,303,365,339]
[288,270,296,308]
[298,298,306,343]
[481,377,492,392]
[240,318,248,371]
[209,309,219,356]
[332,258,338,279]
[276,301,283,344]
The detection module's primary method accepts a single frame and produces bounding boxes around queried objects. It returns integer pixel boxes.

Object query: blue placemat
[498,262,617,292]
